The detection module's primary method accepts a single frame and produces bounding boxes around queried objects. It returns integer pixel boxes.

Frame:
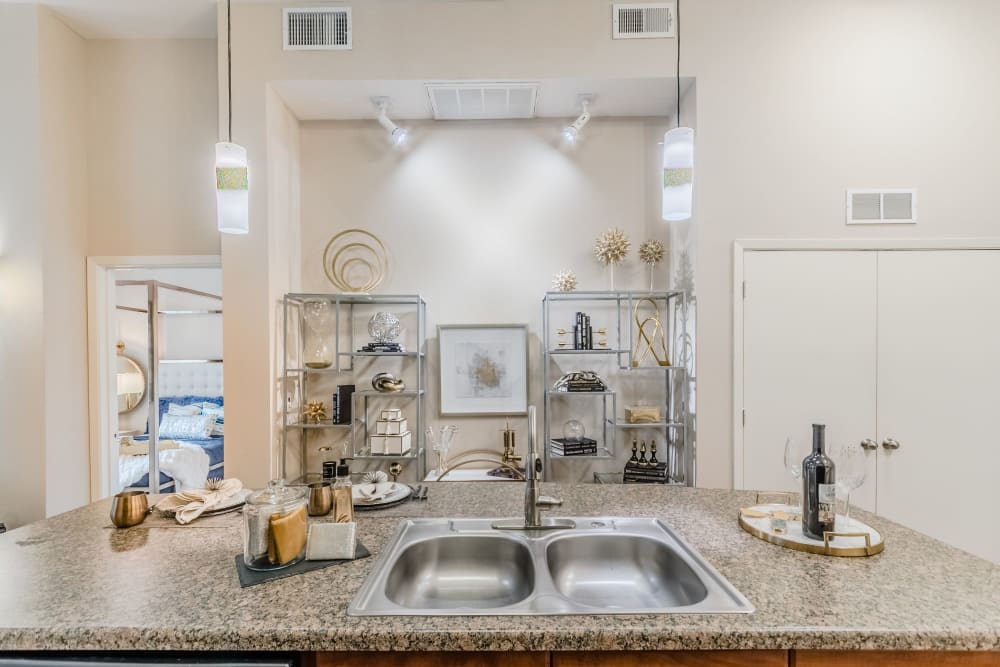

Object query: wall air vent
[613,2,675,39]
[846,189,917,224]
[426,82,539,120]
[283,7,351,50]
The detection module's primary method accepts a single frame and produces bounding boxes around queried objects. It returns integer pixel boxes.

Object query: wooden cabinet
[738,248,1000,563]
[552,651,787,666]
[791,650,1000,667]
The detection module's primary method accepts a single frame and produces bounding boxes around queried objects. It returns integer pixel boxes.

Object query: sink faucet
[493,406,575,531]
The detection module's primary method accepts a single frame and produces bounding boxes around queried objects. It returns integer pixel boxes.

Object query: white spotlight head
[373,98,409,149]
[562,97,592,145]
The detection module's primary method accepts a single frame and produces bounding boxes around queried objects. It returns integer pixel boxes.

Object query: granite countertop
[1,482,998,652]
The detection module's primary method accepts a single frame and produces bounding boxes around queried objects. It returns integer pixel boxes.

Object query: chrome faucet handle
[536,495,562,508]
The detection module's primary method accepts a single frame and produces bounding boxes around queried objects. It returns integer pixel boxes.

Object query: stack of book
[550,437,598,456]
[623,461,669,484]
[573,312,593,350]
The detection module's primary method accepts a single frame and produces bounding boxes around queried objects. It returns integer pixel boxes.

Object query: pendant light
[662,0,694,222]
[216,0,249,234]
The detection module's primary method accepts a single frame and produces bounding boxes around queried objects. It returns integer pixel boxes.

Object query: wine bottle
[802,424,836,540]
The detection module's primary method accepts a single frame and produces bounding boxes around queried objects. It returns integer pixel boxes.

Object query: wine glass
[835,443,867,528]
[783,437,808,511]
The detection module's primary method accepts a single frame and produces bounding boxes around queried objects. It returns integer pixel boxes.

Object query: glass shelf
[286,420,353,430]
[549,349,626,355]
[545,390,615,396]
[355,389,424,397]
[549,447,614,459]
[610,420,686,429]
[352,447,425,461]
[346,351,423,358]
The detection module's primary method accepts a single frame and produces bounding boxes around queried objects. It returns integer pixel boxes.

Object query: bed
[120,362,225,493]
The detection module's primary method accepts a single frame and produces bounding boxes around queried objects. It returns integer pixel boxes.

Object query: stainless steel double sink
[348,517,753,615]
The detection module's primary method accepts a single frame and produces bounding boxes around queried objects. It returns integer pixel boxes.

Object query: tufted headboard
[159,362,224,399]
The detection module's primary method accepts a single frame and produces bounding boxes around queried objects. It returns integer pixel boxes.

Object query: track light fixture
[373,98,409,148]
[562,96,593,144]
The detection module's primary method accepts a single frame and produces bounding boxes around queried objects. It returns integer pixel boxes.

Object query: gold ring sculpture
[323,229,388,292]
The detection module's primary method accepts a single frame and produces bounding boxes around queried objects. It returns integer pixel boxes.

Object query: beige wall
[687,0,1000,488]
[87,39,220,257]
[0,5,47,528]
[227,0,1000,489]
[297,118,671,480]
[224,0,674,486]
[39,7,91,516]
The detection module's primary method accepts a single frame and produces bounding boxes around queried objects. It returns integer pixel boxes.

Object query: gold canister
[307,482,333,516]
[110,491,149,528]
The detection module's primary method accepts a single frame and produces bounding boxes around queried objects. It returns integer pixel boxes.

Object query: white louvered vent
[846,189,917,224]
[426,82,539,120]
[613,2,675,39]
[283,7,352,51]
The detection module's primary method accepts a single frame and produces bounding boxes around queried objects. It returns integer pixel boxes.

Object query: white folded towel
[155,478,243,525]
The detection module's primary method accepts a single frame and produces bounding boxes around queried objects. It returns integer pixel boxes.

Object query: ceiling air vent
[426,82,539,120]
[283,7,352,51]
[846,189,917,224]
[613,2,675,39]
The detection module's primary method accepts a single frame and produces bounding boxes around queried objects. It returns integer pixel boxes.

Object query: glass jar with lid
[243,479,308,571]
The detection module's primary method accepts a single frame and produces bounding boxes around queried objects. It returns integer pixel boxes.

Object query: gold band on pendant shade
[322,229,388,292]
[216,167,249,190]
[664,168,693,187]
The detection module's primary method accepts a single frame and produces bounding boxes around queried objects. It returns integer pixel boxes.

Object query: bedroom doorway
[87,256,222,499]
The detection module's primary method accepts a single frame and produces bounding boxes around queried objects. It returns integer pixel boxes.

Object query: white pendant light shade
[662,127,694,222]
[215,141,249,234]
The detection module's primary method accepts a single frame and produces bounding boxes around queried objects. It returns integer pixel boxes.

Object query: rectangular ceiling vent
[426,82,539,120]
[846,189,917,224]
[283,7,352,51]
[613,2,675,39]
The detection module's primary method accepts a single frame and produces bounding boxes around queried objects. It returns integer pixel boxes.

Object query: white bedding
[119,442,210,491]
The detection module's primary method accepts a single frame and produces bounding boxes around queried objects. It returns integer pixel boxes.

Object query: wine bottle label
[818,483,836,524]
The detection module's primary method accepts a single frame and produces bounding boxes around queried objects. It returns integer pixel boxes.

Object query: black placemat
[234,541,370,588]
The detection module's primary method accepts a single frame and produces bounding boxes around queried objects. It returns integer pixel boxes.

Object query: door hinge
[742,281,746,299]
[742,409,746,426]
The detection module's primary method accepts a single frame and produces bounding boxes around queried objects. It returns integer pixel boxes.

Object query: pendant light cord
[675,0,681,127]
[227,0,233,143]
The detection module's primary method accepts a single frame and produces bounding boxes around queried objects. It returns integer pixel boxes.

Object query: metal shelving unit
[541,290,691,485]
[280,293,427,484]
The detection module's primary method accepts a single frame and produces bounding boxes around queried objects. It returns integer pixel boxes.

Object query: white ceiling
[19,0,218,39]
[272,77,678,121]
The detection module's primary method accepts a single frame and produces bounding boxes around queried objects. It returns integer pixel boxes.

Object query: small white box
[376,418,408,435]
[369,435,386,455]
[384,431,411,455]
[381,408,402,420]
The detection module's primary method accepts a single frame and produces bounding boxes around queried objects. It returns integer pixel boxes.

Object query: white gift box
[376,418,408,435]
[384,431,412,455]
[380,408,402,420]
[369,435,386,455]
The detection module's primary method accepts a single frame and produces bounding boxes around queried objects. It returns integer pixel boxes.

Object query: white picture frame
[438,324,528,416]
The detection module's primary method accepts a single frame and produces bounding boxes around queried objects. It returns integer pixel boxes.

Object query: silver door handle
[860,439,878,451]
[882,438,901,450]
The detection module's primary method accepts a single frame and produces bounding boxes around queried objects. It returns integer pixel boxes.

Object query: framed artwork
[438,324,528,416]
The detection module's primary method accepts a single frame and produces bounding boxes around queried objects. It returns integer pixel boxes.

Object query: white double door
[739,248,1000,564]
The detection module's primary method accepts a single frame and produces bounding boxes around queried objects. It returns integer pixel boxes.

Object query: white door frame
[732,238,1000,489]
[86,255,221,500]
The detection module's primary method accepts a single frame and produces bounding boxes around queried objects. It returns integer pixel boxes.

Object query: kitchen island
[0,482,997,666]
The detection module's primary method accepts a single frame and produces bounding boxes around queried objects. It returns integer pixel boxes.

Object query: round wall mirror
[116,355,146,413]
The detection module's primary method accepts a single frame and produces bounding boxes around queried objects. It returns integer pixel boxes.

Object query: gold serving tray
[738,492,884,558]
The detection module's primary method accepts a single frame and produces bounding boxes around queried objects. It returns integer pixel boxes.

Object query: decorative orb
[563,419,586,442]
[368,312,401,343]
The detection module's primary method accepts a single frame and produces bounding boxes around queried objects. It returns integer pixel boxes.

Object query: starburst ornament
[552,270,578,292]
[593,228,631,266]
[639,239,666,266]
[304,401,328,424]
